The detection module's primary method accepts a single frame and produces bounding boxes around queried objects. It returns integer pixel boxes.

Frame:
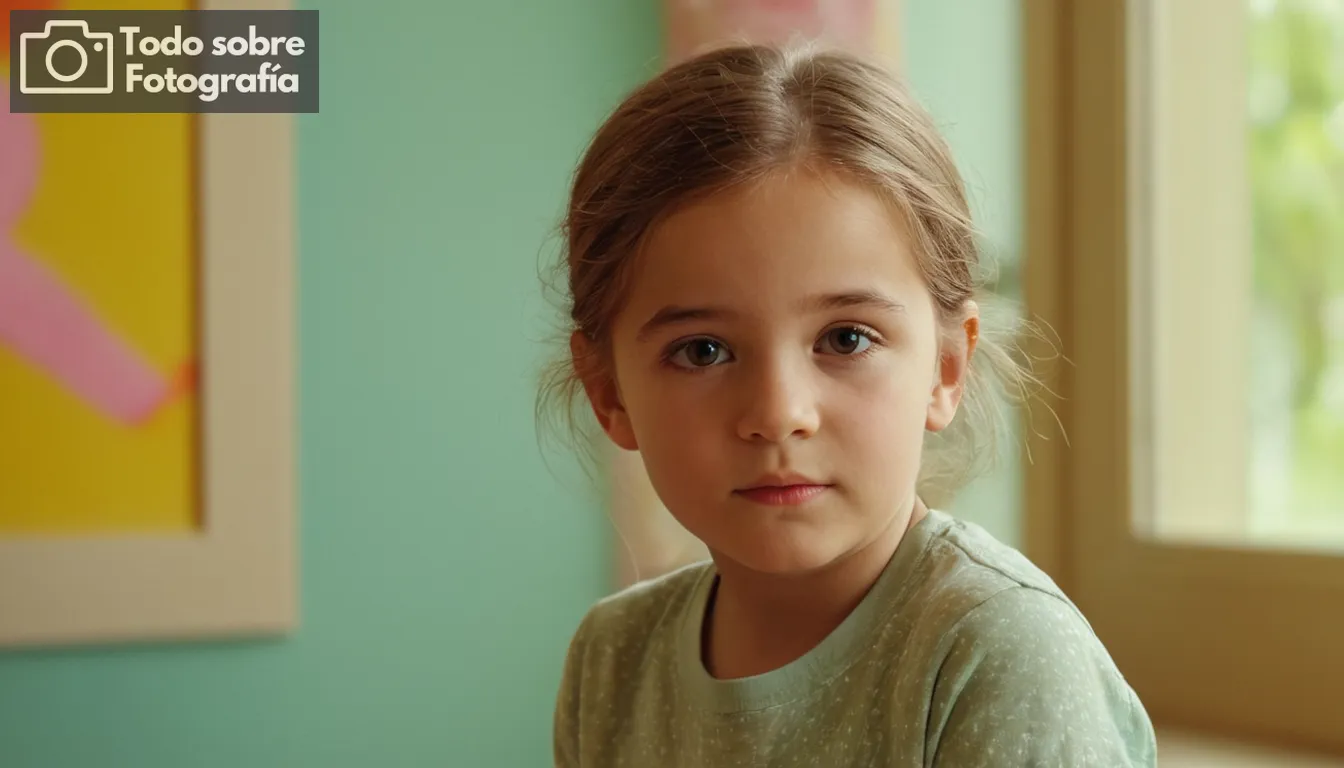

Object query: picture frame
[0,0,298,649]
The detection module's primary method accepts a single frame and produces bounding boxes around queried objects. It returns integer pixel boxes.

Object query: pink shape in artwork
[0,82,185,426]
[667,0,877,64]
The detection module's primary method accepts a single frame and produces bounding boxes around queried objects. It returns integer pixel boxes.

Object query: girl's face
[579,168,972,576]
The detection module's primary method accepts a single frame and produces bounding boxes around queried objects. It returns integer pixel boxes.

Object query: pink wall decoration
[0,82,190,426]
[666,0,881,64]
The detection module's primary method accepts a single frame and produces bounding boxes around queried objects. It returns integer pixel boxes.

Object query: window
[1026,0,1344,753]
[1131,0,1344,549]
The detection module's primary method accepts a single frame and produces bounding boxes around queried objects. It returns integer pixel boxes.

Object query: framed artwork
[664,0,898,65]
[0,0,296,648]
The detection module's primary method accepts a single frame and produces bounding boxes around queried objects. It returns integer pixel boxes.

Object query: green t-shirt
[553,508,1157,766]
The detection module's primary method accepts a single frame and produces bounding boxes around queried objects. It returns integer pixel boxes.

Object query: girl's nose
[735,360,821,443]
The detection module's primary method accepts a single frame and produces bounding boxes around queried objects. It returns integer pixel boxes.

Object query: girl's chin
[711,539,857,577]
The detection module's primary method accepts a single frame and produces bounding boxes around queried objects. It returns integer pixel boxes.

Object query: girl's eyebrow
[636,291,905,341]
[811,290,906,315]
[637,305,738,341]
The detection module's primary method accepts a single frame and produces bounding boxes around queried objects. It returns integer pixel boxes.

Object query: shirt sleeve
[926,586,1158,768]
[553,609,592,768]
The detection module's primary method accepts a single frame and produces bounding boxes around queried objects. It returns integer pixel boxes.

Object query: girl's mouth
[733,484,831,506]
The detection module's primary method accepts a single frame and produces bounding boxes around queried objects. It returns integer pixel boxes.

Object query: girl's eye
[669,338,732,369]
[818,327,874,356]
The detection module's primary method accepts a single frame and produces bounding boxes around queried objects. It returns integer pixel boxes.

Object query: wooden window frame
[1023,0,1344,756]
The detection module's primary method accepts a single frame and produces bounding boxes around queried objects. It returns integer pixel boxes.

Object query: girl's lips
[734,484,830,506]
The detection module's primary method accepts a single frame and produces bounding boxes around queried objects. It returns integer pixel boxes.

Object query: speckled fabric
[553,509,1157,767]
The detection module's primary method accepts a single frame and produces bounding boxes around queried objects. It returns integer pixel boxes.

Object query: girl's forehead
[631,171,924,303]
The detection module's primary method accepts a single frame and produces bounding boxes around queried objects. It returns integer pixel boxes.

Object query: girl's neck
[702,497,928,680]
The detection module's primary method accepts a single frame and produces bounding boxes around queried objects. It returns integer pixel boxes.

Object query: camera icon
[19,20,115,95]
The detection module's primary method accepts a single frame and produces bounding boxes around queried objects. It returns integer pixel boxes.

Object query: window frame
[1023,0,1344,755]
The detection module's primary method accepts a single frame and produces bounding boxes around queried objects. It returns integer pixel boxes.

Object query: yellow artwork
[0,0,198,535]
[0,0,297,651]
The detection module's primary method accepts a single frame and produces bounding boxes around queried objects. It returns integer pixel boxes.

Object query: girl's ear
[926,304,979,432]
[571,331,639,451]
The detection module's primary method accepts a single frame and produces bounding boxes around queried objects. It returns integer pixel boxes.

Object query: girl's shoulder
[891,511,1157,764]
[885,509,1123,689]
[560,558,712,673]
[905,509,1079,632]
[925,510,1064,591]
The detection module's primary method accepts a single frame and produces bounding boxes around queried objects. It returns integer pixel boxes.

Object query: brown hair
[538,41,1046,503]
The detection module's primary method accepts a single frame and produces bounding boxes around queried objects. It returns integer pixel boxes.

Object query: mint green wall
[902,0,1026,548]
[903,0,1024,268]
[0,3,659,766]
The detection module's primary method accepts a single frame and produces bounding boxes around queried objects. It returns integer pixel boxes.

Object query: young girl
[542,42,1157,767]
